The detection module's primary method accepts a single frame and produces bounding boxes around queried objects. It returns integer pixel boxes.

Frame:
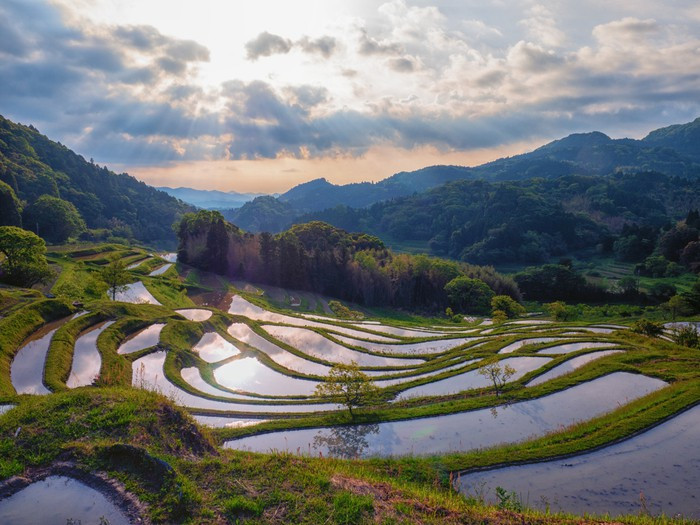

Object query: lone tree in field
[478,359,516,396]
[101,255,130,300]
[315,362,379,419]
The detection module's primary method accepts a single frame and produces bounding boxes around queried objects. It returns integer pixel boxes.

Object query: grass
[2,242,699,523]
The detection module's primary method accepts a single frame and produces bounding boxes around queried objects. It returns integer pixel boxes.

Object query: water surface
[214,357,320,396]
[67,321,115,388]
[535,341,618,355]
[112,281,161,305]
[225,372,667,457]
[148,263,172,276]
[527,350,624,386]
[263,325,424,368]
[0,475,130,525]
[117,323,165,354]
[498,338,562,354]
[228,323,330,376]
[397,356,551,399]
[332,334,473,355]
[176,308,213,321]
[458,405,700,519]
[11,323,65,395]
[192,332,240,362]
[132,351,337,413]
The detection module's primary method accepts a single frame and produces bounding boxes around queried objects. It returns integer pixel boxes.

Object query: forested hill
[300,172,700,265]
[177,213,519,312]
[226,117,700,232]
[0,115,192,244]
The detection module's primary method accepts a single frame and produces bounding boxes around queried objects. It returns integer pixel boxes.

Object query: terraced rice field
[1,267,698,519]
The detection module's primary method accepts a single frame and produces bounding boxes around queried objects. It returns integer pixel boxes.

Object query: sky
[2,0,700,193]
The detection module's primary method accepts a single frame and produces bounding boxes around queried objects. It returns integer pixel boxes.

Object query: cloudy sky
[2,0,700,192]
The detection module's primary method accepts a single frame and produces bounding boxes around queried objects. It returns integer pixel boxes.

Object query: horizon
[2,1,700,193]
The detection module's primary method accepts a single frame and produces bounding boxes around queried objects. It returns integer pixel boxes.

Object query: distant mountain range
[156,186,272,210]
[226,117,700,233]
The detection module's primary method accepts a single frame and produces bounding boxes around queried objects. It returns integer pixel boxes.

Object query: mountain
[300,172,700,265]
[156,186,269,209]
[0,114,192,245]
[221,195,298,232]
[642,117,700,161]
[226,117,700,233]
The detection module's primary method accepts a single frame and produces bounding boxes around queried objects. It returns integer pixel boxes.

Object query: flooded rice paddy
[0,476,130,525]
[224,372,668,457]
[117,323,165,354]
[458,404,700,519]
[67,321,115,388]
[112,281,161,305]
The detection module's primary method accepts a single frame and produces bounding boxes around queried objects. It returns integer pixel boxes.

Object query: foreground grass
[1,388,694,525]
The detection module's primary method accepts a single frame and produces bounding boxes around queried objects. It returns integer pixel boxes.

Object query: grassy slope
[1,242,698,523]
[2,389,694,525]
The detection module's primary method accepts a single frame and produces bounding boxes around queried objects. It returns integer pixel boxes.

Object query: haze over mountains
[221,117,700,232]
[156,187,272,210]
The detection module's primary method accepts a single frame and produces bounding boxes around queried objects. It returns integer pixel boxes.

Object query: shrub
[630,319,664,337]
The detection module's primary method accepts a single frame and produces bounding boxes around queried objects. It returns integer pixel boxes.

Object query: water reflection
[313,424,380,459]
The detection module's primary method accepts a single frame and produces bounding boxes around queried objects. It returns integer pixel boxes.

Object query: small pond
[213,357,320,396]
[497,338,562,354]
[228,323,330,376]
[535,341,619,355]
[193,415,270,428]
[262,325,424,368]
[228,296,398,341]
[67,321,115,388]
[224,372,667,457]
[192,332,240,363]
[117,323,165,355]
[458,404,700,519]
[11,322,66,395]
[397,356,551,399]
[527,350,624,386]
[132,351,337,413]
[112,282,161,305]
[148,263,172,276]
[0,475,130,525]
[176,308,213,321]
[332,334,473,355]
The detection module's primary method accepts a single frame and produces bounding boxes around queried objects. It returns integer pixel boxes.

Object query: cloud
[386,57,416,73]
[358,29,403,56]
[245,31,292,60]
[297,35,337,58]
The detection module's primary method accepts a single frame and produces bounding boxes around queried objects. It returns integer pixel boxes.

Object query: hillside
[225,118,700,233]
[301,173,700,265]
[0,115,192,245]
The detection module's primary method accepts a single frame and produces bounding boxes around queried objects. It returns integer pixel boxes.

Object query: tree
[444,276,494,314]
[545,301,578,321]
[101,255,130,300]
[491,295,525,319]
[662,295,693,321]
[23,194,86,243]
[0,181,22,227]
[669,324,700,348]
[315,362,379,419]
[630,319,664,337]
[478,360,516,396]
[0,226,54,287]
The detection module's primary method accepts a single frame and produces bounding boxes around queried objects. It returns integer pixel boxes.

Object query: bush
[670,324,700,348]
[545,301,578,321]
[630,319,664,337]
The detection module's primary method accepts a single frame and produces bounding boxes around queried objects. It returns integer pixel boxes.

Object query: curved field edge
[0,388,696,525]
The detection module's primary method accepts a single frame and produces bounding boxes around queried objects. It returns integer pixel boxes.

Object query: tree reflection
[312,424,379,459]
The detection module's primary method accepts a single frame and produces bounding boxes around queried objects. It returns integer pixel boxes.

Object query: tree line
[177,211,520,313]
